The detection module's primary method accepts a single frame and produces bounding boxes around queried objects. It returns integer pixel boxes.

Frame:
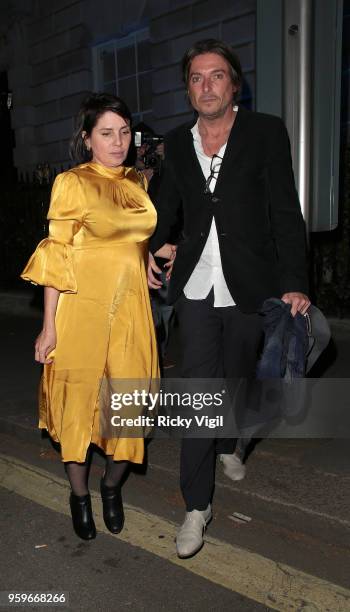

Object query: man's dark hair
[69,92,132,164]
[181,38,242,97]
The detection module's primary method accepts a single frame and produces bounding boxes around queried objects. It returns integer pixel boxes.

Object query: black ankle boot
[100,478,124,534]
[69,492,96,540]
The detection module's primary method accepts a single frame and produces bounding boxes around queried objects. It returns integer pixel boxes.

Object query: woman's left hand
[35,326,57,364]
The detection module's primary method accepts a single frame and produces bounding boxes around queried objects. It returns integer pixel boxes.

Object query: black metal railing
[310,146,350,316]
[0,167,63,288]
[1,153,349,316]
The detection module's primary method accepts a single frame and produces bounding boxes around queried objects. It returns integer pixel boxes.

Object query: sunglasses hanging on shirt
[204,154,223,195]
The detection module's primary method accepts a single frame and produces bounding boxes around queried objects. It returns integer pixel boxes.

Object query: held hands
[155,243,177,261]
[148,252,162,289]
[157,243,177,282]
[35,326,56,364]
[281,292,311,317]
[147,244,177,289]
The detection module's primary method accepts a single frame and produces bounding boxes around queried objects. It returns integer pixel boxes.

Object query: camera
[134,131,164,171]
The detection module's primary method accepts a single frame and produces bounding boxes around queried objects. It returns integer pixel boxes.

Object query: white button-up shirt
[183,118,236,307]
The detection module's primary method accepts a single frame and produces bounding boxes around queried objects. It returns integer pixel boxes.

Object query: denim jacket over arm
[256,298,309,381]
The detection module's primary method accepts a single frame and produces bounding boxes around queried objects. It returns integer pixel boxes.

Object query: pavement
[0,286,350,611]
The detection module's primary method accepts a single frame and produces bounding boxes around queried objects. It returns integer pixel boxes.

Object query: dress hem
[39,426,145,465]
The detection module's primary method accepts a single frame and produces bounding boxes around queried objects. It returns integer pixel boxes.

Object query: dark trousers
[175,291,263,511]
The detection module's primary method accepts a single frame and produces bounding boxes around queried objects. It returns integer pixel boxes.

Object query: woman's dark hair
[181,38,242,98]
[69,92,132,163]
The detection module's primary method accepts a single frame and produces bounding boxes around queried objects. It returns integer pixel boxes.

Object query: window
[93,30,152,123]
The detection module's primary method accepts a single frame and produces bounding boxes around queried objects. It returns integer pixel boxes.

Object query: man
[148,39,310,558]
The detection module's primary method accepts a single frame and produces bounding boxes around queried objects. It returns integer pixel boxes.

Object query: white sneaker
[176,504,212,558]
[219,452,246,481]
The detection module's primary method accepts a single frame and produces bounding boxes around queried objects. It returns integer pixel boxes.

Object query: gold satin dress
[21,162,159,463]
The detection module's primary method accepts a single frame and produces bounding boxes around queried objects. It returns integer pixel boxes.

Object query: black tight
[65,447,128,496]
[65,461,90,496]
[103,455,129,488]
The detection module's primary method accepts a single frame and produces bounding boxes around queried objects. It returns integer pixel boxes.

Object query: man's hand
[154,243,177,260]
[281,292,311,317]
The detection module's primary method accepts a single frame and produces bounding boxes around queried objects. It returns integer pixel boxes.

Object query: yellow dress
[21,162,159,463]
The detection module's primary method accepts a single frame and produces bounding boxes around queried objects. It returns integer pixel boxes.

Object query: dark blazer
[149,105,309,313]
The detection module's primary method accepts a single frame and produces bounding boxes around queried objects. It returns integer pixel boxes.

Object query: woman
[21,93,159,540]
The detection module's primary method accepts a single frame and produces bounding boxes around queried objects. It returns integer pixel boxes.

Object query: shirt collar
[191,105,239,142]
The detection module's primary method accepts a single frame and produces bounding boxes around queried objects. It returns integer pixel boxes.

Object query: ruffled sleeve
[21,171,83,292]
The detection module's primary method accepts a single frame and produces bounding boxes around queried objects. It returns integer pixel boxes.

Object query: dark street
[0,299,350,611]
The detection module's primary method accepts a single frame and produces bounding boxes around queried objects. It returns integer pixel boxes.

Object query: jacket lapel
[177,106,251,193]
[214,105,250,195]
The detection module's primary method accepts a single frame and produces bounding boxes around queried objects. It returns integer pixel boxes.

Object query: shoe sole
[176,514,212,559]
